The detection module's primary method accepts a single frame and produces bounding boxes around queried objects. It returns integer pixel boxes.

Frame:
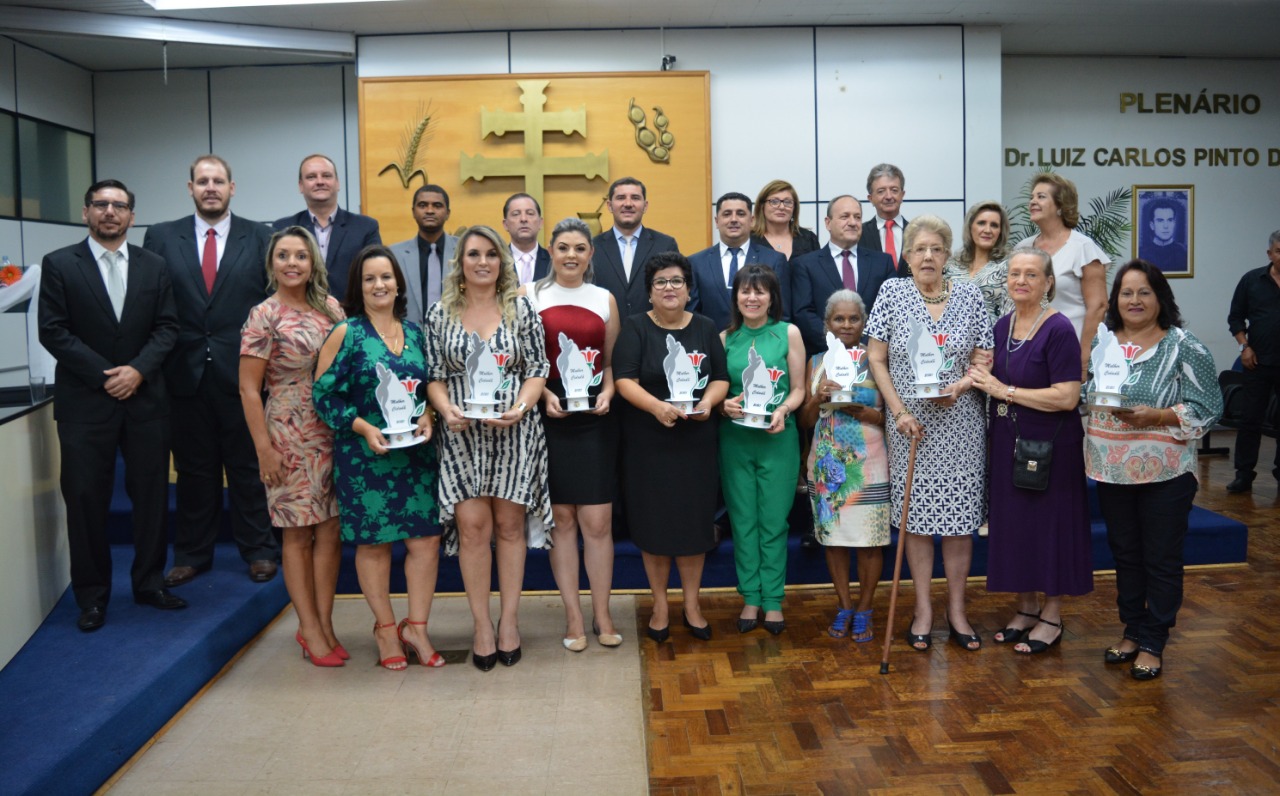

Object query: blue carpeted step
[0,546,289,796]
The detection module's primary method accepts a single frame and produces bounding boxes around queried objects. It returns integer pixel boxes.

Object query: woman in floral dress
[240,227,345,666]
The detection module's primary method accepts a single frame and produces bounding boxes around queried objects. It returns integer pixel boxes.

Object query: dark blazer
[38,241,179,423]
[530,245,552,282]
[791,246,897,356]
[859,216,911,275]
[389,233,458,325]
[688,240,789,331]
[757,227,821,262]
[143,214,270,396]
[591,226,681,319]
[273,207,381,301]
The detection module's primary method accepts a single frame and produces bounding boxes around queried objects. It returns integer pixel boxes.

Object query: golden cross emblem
[459,79,609,212]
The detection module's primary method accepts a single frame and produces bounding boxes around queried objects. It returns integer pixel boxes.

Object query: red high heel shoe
[295,631,344,667]
[398,619,446,667]
[373,622,407,670]
[332,642,350,661]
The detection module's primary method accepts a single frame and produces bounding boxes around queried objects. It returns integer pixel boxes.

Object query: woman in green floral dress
[314,245,443,671]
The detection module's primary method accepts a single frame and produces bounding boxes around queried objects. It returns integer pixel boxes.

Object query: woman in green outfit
[718,265,806,634]
[314,246,444,671]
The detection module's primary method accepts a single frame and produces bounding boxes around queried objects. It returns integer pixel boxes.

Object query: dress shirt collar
[195,214,231,240]
[87,236,128,265]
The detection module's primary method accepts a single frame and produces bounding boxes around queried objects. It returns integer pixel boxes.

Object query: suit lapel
[630,229,655,288]
[402,242,424,319]
[327,209,350,268]
[173,217,207,301]
[211,216,248,304]
[76,242,118,323]
[820,249,844,292]
[600,230,626,287]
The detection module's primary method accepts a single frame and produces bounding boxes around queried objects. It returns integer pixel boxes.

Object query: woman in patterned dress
[426,225,551,671]
[314,245,443,671]
[944,200,1013,325]
[866,215,993,653]
[1083,261,1222,680]
[798,290,889,643]
[718,265,806,635]
[240,227,345,667]
[523,218,623,651]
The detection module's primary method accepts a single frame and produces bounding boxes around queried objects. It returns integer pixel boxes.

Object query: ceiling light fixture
[142,0,399,9]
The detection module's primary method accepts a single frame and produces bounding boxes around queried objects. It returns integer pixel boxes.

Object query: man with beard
[39,180,184,630]
[143,155,279,586]
[389,184,458,324]
[274,153,381,300]
[591,177,681,318]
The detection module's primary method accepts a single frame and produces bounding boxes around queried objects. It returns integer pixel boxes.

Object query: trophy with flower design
[907,318,953,398]
[1088,323,1141,409]
[375,362,428,448]
[661,334,708,414]
[822,330,867,405]
[556,331,602,412]
[735,345,784,429]
[462,332,512,418]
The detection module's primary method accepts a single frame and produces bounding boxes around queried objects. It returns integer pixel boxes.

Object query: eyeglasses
[766,198,795,209]
[88,201,132,212]
[652,277,687,289]
[909,246,947,258]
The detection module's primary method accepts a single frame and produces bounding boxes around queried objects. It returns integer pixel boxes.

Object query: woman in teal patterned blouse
[1083,260,1222,681]
[314,245,443,671]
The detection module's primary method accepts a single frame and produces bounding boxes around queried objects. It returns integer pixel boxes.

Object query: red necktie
[201,228,217,294]
[841,249,857,291]
[884,219,897,263]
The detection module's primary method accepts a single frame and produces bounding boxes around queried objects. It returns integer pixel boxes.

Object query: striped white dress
[426,296,553,551]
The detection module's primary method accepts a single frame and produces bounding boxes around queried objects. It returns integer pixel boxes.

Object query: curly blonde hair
[439,225,520,325]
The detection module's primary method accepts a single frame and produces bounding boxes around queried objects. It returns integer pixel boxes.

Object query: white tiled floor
[108,594,648,795]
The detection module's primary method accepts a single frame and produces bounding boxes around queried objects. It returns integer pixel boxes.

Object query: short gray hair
[823,289,866,321]
[1008,247,1056,302]
[866,163,905,194]
[903,215,953,256]
[1269,229,1280,249]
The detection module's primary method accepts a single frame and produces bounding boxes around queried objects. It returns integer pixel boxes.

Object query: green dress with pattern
[313,317,441,543]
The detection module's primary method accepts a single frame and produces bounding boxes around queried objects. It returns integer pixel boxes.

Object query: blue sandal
[852,610,874,643]
[828,608,855,638]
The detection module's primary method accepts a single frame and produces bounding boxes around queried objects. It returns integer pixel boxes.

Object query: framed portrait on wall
[1133,185,1194,278]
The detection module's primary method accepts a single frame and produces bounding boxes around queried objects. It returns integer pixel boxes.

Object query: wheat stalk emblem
[379,102,435,189]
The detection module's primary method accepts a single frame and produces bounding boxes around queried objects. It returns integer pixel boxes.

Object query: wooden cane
[879,435,920,675]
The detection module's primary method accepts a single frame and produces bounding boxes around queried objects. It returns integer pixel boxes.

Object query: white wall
[1002,56,1280,369]
[93,64,354,228]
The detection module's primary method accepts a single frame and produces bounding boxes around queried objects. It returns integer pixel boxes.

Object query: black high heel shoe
[646,623,670,643]
[682,612,712,641]
[947,619,982,652]
[1013,618,1062,655]
[904,617,932,651]
[496,621,521,667]
[472,650,498,672]
[994,610,1041,644]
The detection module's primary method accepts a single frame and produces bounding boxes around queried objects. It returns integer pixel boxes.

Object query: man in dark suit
[143,155,279,586]
[503,192,550,286]
[389,184,458,325]
[858,163,910,275]
[791,195,897,357]
[688,192,789,330]
[273,153,381,301]
[591,176,680,319]
[38,179,187,631]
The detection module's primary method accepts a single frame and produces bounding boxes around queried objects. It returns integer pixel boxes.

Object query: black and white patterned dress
[865,279,993,536]
[426,296,553,550]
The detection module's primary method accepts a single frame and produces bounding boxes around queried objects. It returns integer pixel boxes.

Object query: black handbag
[1010,411,1063,491]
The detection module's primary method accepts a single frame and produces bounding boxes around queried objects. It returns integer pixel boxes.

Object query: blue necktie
[727,247,741,288]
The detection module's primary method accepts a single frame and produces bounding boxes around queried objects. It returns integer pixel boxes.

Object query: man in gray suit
[389,184,457,324]
[591,176,681,319]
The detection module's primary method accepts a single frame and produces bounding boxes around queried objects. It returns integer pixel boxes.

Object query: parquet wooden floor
[639,434,1280,795]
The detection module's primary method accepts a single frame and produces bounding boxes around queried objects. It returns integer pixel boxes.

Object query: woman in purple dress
[968,248,1093,654]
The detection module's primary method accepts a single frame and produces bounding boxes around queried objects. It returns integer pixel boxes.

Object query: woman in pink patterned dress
[240,227,346,667]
